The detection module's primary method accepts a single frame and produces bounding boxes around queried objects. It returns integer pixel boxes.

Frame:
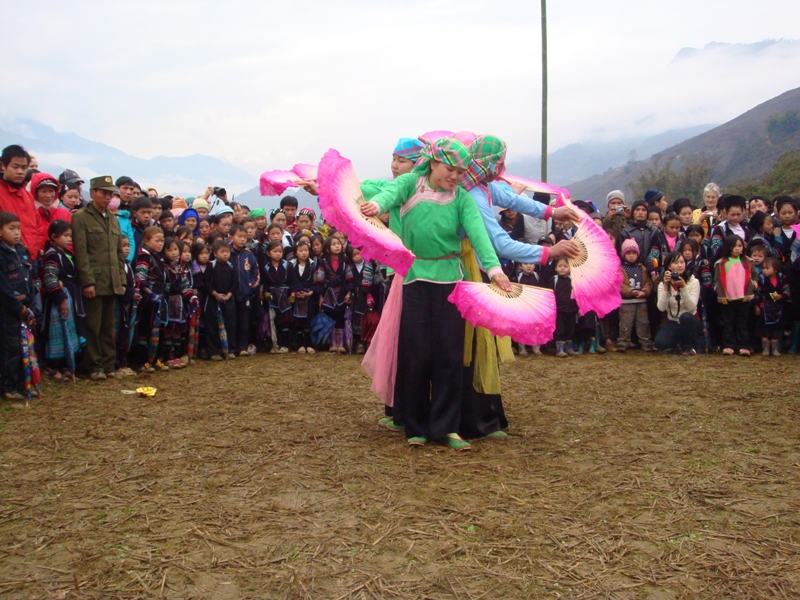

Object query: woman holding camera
[654,250,701,355]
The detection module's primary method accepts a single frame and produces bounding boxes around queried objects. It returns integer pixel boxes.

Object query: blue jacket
[117,210,136,262]
[229,245,260,302]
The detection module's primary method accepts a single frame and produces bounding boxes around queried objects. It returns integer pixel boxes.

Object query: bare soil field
[1,351,799,599]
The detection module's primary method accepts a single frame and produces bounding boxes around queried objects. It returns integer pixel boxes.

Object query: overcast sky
[2,0,800,181]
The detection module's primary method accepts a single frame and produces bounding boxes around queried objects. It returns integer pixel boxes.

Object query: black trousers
[393,281,464,441]
[721,300,751,351]
[460,336,507,438]
[0,312,22,393]
[654,313,700,352]
[554,310,577,342]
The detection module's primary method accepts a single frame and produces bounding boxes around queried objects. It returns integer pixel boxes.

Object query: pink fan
[259,170,305,196]
[291,163,318,181]
[317,149,415,276]
[419,130,454,143]
[566,204,623,318]
[791,224,800,239]
[448,281,556,346]
[259,163,319,196]
[499,173,571,203]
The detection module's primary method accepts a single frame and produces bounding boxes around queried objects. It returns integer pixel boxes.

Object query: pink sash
[361,274,404,407]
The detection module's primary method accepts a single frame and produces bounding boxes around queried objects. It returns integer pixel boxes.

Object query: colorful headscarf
[393,137,426,161]
[249,208,266,218]
[463,135,507,191]
[298,207,317,221]
[413,137,473,175]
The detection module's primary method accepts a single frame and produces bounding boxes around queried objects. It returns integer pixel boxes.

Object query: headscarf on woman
[463,135,507,191]
[393,137,426,160]
[412,137,473,175]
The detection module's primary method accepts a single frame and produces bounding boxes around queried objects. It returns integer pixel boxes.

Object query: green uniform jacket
[72,203,127,296]
[372,173,500,284]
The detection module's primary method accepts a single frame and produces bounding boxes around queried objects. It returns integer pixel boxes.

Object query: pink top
[724,259,746,299]
[664,233,677,252]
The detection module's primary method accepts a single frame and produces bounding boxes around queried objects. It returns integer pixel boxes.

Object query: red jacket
[30,173,71,244]
[0,178,46,256]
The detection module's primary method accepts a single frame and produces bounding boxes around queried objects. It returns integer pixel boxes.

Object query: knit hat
[192,198,210,212]
[644,189,664,206]
[606,190,625,205]
[631,199,648,214]
[172,197,188,210]
[621,238,639,257]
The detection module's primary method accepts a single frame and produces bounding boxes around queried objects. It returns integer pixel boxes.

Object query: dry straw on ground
[1,352,799,599]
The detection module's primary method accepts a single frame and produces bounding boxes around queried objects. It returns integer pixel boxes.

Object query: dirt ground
[1,350,800,599]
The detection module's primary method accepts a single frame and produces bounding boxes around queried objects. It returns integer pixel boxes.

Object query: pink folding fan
[317,149,415,276]
[565,201,623,318]
[448,281,556,346]
[498,173,571,204]
[259,163,319,196]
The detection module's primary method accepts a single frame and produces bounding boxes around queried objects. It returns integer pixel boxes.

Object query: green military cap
[90,175,119,192]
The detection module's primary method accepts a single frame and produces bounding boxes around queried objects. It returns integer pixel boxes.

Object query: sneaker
[116,367,136,377]
[739,348,751,356]
[166,358,184,369]
[154,360,170,371]
[247,344,257,356]
[722,348,735,355]
[532,346,543,356]
[278,347,289,354]
[227,353,237,360]
[4,391,25,401]
[89,371,107,381]
[140,363,156,374]
[306,347,316,354]
[605,339,617,353]
[298,347,307,354]
[682,349,697,356]
[210,354,222,362]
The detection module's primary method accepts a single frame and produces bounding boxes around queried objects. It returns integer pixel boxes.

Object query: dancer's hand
[509,181,528,195]
[301,180,319,196]
[361,202,380,217]
[549,240,580,259]
[552,206,583,223]
[491,272,513,293]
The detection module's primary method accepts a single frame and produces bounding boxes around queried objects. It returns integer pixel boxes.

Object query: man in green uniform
[72,176,127,380]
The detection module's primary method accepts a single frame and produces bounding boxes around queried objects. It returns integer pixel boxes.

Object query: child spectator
[655,250,701,355]
[159,210,176,235]
[41,220,85,381]
[673,198,695,234]
[296,207,318,237]
[748,211,775,254]
[550,257,578,358]
[617,238,653,352]
[309,234,324,261]
[347,246,374,354]
[755,257,789,356]
[115,236,138,376]
[198,218,212,242]
[215,211,233,239]
[161,238,197,368]
[289,240,317,353]
[280,195,299,234]
[708,195,749,261]
[228,225,260,356]
[772,196,798,265]
[749,242,768,276]
[134,226,168,372]
[190,241,211,357]
[680,238,713,352]
[647,207,663,230]
[315,235,354,353]
[130,196,155,255]
[262,240,293,353]
[713,234,757,356]
[203,240,238,361]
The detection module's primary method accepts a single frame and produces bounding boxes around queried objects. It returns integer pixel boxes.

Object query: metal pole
[541,0,548,182]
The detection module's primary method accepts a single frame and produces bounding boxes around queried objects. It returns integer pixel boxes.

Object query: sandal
[407,437,427,447]
[445,433,471,451]
[44,367,59,379]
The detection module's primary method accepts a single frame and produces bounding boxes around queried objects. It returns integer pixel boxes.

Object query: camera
[615,206,626,214]
[213,186,227,198]
[670,271,681,281]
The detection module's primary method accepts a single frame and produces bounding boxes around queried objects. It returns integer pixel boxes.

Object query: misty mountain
[566,86,800,201]
[506,125,715,186]
[0,118,257,196]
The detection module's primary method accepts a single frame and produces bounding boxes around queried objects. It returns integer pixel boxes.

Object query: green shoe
[408,437,427,447]
[379,417,404,432]
[484,430,508,440]
[445,433,472,451]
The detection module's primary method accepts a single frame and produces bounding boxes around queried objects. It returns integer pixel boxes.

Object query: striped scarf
[393,138,425,160]
[463,135,507,191]
[413,137,473,175]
